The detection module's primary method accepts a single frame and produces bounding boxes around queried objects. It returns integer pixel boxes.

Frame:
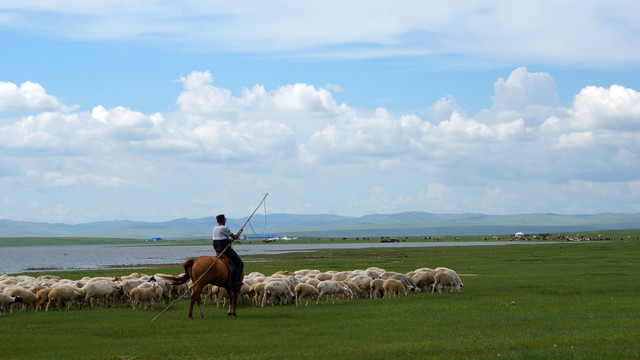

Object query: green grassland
[1,239,639,359]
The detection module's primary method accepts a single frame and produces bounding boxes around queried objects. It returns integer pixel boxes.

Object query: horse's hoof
[227,312,233,316]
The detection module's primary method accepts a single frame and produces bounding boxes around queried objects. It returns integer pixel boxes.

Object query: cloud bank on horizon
[0,1,639,223]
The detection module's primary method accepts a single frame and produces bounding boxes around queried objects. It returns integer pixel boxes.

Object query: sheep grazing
[435,267,464,289]
[118,279,146,303]
[380,272,418,293]
[35,288,54,312]
[347,275,373,296]
[81,281,123,308]
[341,281,363,299]
[432,267,463,293]
[0,264,465,315]
[46,286,83,311]
[202,284,215,305]
[0,293,23,314]
[209,286,230,308]
[432,271,461,293]
[305,278,321,288]
[233,283,251,305]
[294,283,319,306]
[316,280,352,305]
[248,282,266,306]
[5,288,36,312]
[294,269,319,277]
[262,281,294,307]
[383,279,407,298]
[164,275,189,300]
[412,270,436,292]
[315,272,333,281]
[129,283,162,310]
[331,272,349,282]
[369,279,386,299]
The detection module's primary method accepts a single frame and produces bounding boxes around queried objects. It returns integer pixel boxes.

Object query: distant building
[244,235,278,242]
[245,234,277,240]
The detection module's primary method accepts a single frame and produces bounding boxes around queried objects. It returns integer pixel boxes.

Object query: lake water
[0,241,557,275]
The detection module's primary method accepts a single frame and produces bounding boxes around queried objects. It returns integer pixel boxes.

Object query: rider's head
[216,214,226,224]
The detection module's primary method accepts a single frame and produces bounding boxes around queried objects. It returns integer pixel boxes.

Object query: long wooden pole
[239,192,268,232]
[150,193,268,322]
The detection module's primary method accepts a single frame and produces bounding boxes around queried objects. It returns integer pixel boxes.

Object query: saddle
[215,253,236,288]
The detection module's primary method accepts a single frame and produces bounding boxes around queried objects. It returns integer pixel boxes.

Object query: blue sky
[1,1,639,224]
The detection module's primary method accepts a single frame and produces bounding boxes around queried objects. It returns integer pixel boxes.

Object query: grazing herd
[0,266,464,315]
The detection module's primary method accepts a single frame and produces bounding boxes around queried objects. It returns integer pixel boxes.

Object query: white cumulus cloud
[0,81,72,111]
[1,67,639,222]
[492,66,559,111]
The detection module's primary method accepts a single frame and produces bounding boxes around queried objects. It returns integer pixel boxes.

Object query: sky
[1,1,640,224]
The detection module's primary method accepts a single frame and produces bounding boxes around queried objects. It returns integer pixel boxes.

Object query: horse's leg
[188,294,195,320]
[227,286,239,317]
[191,282,206,319]
[197,300,205,319]
[188,283,204,320]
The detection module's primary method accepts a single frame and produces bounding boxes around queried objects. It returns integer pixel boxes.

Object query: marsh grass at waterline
[1,241,639,359]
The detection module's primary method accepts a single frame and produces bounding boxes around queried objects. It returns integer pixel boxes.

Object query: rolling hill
[1,211,639,238]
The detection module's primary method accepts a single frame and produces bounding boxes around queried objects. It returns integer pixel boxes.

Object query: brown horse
[162,256,243,319]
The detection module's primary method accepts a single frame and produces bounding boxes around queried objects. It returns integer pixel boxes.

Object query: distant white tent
[515,232,525,237]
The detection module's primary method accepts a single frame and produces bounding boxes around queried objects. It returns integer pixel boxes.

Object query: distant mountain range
[1,212,639,238]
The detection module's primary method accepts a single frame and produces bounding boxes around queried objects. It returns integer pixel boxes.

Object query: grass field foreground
[1,240,639,359]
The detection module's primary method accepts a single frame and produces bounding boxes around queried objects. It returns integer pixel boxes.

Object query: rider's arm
[230,228,243,240]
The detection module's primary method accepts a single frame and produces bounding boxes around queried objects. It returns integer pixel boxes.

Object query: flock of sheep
[0,265,464,314]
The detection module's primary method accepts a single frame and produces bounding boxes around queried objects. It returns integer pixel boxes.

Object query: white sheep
[54,279,86,289]
[383,279,407,298]
[119,279,146,303]
[163,274,188,299]
[0,293,22,314]
[246,271,265,278]
[85,276,117,284]
[435,267,464,288]
[432,271,461,293]
[248,282,266,306]
[364,267,385,279]
[315,272,334,281]
[341,281,363,299]
[380,272,417,292]
[5,287,36,312]
[46,286,83,311]
[35,287,53,311]
[81,281,123,308]
[210,285,230,308]
[129,283,162,310]
[331,272,349,282]
[369,279,386,299]
[294,283,319,306]
[262,281,294,307]
[316,280,352,304]
[412,270,436,292]
[236,283,252,305]
[305,278,321,288]
[348,275,373,295]
[294,269,319,277]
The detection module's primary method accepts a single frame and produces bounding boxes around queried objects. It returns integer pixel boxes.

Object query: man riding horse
[212,214,244,288]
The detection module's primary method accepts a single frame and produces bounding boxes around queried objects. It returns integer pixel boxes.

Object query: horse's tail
[158,258,195,285]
